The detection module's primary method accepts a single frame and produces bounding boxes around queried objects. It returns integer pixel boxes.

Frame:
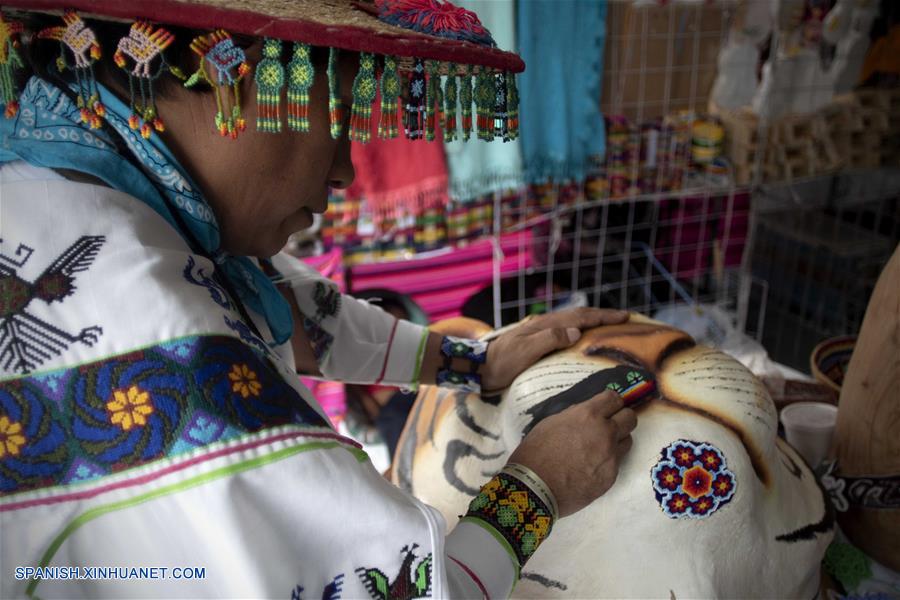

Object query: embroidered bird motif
[356,544,432,600]
[113,21,174,78]
[37,10,101,69]
[0,236,105,374]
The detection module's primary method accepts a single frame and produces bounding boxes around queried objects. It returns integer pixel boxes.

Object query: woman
[0,1,636,597]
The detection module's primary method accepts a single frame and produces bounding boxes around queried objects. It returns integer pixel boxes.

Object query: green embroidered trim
[328,47,342,139]
[349,52,376,143]
[410,329,430,388]
[378,55,401,140]
[26,439,368,597]
[255,38,284,133]
[459,516,521,579]
[424,60,442,142]
[506,71,519,141]
[286,42,314,132]
[443,63,458,142]
[459,64,473,141]
[463,472,554,569]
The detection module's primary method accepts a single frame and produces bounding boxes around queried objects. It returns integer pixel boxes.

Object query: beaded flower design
[651,439,736,519]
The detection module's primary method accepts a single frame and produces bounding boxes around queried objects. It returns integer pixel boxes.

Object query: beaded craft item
[378,55,401,139]
[506,70,519,140]
[436,335,487,393]
[474,68,495,141]
[459,64,473,140]
[424,60,442,141]
[37,11,106,129]
[0,14,24,118]
[493,71,509,141]
[186,29,251,139]
[254,38,284,133]
[349,52,376,143]
[286,42,314,132]
[442,63,458,142]
[113,22,178,139]
[405,58,425,140]
[327,47,343,139]
[651,439,736,520]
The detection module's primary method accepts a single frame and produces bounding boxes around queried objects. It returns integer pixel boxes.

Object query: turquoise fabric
[517,0,607,183]
[0,77,294,345]
[444,0,523,201]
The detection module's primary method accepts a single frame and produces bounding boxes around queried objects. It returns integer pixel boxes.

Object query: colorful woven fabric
[462,471,554,569]
[651,439,736,519]
[0,334,330,495]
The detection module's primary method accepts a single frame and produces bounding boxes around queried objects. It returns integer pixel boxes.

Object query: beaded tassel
[255,38,284,133]
[405,58,425,140]
[328,48,342,139]
[349,52,376,143]
[378,55,401,139]
[186,30,251,139]
[0,14,24,118]
[493,71,509,141]
[443,63,458,142]
[424,60,442,142]
[113,21,176,139]
[474,68,495,141]
[286,43,314,132]
[506,71,519,141]
[459,64,473,141]
[38,11,106,129]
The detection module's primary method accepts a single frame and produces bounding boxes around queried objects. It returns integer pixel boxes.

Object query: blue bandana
[0,77,293,345]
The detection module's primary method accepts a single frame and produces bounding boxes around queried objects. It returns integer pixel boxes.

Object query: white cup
[780,402,839,470]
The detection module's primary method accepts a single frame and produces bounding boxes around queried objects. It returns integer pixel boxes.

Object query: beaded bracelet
[502,463,559,522]
[436,335,488,393]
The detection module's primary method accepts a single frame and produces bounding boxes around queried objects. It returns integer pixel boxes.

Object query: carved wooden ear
[429,316,493,340]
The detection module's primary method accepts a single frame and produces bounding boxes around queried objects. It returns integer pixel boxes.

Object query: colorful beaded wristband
[502,463,559,522]
[436,335,488,393]
[461,470,555,569]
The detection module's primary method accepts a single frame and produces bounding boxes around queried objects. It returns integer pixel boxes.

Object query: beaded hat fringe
[1,10,520,143]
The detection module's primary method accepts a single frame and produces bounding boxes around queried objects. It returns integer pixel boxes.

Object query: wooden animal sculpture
[393,315,833,598]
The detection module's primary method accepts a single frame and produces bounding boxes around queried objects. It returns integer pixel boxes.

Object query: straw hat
[0,0,522,141]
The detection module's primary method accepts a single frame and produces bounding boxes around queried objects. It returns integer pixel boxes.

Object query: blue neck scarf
[0,77,293,345]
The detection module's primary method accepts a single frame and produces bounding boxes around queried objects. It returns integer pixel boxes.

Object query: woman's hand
[481,308,629,393]
[508,390,636,517]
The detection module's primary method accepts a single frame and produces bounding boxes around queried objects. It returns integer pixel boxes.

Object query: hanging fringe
[424,60,442,141]
[405,58,425,140]
[38,11,106,129]
[475,68,495,141]
[114,21,176,138]
[506,71,519,141]
[378,55,401,139]
[287,43,314,132]
[349,52,376,143]
[255,38,284,133]
[0,14,24,118]
[328,47,342,139]
[493,71,509,141]
[443,63,458,142]
[459,64,473,141]
[186,29,250,139]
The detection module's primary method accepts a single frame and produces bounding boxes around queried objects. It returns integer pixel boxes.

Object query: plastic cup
[780,402,839,469]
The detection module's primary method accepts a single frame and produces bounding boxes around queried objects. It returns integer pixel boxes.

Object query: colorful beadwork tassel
[0,14,24,118]
[328,48,342,139]
[113,21,176,138]
[186,30,251,139]
[459,64,473,141]
[349,52,376,143]
[443,63,458,142]
[38,11,106,129]
[378,55,401,139]
[474,68,495,141]
[424,60,442,142]
[405,58,425,140]
[255,38,284,133]
[493,71,509,141]
[286,43,314,132]
[506,71,519,141]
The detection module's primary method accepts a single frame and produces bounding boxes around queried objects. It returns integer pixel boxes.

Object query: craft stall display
[393,314,833,598]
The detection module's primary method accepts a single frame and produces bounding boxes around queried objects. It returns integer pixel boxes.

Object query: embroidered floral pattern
[651,439,736,520]
[106,384,154,431]
[0,415,26,458]
[0,335,330,495]
[463,471,554,568]
[356,545,432,600]
[228,364,261,398]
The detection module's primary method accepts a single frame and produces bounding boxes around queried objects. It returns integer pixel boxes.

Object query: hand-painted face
[393,315,833,598]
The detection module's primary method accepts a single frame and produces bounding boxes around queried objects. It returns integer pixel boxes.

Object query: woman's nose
[327,135,355,189]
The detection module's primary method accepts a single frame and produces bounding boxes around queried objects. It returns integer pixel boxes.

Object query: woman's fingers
[520,307,629,334]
